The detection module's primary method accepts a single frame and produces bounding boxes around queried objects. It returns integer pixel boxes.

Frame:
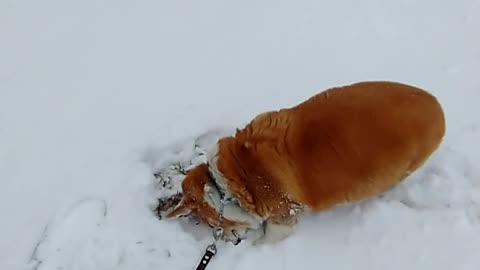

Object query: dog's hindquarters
[287,81,446,210]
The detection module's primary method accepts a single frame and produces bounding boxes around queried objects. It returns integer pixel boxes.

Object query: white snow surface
[1,0,480,269]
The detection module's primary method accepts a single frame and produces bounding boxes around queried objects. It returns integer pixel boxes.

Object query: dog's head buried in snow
[157,81,446,245]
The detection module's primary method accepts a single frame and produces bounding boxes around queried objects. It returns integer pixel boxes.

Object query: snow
[1,0,479,269]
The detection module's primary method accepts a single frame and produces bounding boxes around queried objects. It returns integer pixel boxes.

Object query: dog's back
[220,81,445,216]
[273,81,445,210]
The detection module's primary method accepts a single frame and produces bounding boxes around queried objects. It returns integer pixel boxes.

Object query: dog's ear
[161,164,208,218]
[166,199,192,218]
[156,192,188,219]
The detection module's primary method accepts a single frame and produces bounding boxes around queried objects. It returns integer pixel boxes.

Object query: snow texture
[1,0,480,269]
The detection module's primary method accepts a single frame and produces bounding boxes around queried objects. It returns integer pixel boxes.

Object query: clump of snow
[1,0,480,270]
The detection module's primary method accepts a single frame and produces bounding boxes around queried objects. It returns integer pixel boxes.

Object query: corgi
[158,81,446,245]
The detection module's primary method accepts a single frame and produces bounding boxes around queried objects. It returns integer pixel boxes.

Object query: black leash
[195,226,224,270]
[195,243,217,270]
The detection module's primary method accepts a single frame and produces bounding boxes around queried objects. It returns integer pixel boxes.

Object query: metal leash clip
[212,226,224,241]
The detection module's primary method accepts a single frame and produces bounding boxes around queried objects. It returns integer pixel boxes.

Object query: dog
[158,81,446,245]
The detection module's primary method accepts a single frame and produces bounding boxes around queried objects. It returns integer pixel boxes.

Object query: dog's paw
[253,221,294,245]
[222,228,248,245]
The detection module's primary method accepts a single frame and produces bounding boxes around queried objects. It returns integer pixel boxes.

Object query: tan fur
[165,81,446,243]
[167,164,250,227]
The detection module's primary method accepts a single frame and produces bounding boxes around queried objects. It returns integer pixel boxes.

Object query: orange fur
[167,163,251,230]
[165,81,446,242]
[216,81,445,221]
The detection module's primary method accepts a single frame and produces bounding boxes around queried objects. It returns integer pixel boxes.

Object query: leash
[195,227,223,270]
[195,196,231,270]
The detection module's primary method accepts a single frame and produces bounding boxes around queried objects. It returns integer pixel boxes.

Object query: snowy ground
[1,0,480,269]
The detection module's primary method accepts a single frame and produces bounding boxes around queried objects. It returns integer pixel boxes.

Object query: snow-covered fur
[203,180,262,232]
